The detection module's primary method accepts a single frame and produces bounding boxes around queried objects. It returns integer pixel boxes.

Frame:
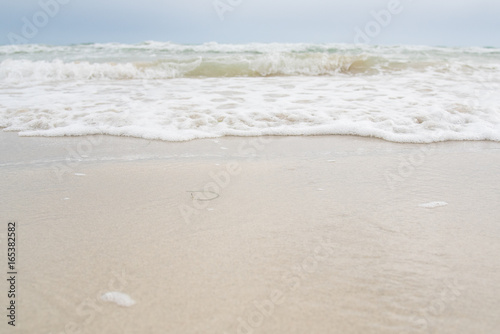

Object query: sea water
[1,42,499,143]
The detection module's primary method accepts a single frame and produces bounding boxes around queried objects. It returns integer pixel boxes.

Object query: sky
[1,0,499,47]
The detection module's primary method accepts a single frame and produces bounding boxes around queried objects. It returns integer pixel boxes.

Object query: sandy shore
[1,132,500,334]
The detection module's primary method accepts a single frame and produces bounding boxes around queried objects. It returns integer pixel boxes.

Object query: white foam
[2,74,498,143]
[419,201,448,208]
[100,292,135,307]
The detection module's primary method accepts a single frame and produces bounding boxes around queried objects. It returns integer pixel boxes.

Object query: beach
[1,40,500,333]
[2,131,500,333]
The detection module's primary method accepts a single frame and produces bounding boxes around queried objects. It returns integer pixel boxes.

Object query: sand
[1,131,500,334]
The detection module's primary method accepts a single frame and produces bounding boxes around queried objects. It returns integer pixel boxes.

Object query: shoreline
[3,130,500,165]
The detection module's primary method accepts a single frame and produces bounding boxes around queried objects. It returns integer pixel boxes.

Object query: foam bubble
[419,202,448,208]
[101,292,135,307]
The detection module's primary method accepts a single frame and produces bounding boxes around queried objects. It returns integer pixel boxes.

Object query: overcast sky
[1,0,499,47]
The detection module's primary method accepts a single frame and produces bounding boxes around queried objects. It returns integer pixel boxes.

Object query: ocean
[1,41,499,143]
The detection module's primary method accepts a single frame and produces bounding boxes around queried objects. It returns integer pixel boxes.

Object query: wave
[1,42,498,81]
[1,41,499,55]
[0,54,493,81]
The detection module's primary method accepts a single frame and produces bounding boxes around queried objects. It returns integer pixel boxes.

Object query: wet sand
[1,132,500,334]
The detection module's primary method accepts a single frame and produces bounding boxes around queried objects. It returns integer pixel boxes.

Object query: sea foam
[419,202,449,208]
[101,292,136,307]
